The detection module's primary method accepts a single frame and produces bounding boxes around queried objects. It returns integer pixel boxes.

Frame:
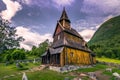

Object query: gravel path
[95,70,110,80]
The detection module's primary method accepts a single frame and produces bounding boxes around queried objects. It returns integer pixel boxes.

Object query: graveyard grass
[0,63,109,80]
[0,62,74,80]
[103,68,120,80]
[0,62,40,78]
[76,64,107,72]
[1,63,120,80]
[5,69,74,80]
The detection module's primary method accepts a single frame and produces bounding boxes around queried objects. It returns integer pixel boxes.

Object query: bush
[5,54,11,61]
[12,49,26,60]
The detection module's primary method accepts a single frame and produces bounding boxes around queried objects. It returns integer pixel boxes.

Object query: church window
[58,35,60,40]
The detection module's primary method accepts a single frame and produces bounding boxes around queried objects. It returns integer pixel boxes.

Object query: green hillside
[88,15,120,58]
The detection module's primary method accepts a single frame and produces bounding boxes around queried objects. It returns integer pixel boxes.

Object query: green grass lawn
[0,62,118,80]
[96,57,120,64]
[76,64,107,72]
[0,62,41,78]
[5,69,74,80]
[0,63,106,80]
[103,68,120,80]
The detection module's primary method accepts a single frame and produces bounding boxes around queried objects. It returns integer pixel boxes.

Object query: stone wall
[49,65,93,73]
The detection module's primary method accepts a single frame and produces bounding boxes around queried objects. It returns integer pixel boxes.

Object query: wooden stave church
[41,8,96,67]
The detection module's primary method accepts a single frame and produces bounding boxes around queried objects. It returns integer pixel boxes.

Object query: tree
[11,49,26,60]
[93,48,103,57]
[0,17,24,53]
[30,39,49,56]
[105,49,113,58]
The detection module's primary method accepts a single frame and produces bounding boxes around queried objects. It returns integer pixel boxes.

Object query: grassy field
[0,63,107,80]
[1,62,120,80]
[76,64,107,72]
[0,62,74,80]
[96,57,120,64]
[5,69,74,80]
[103,67,120,80]
[0,62,41,78]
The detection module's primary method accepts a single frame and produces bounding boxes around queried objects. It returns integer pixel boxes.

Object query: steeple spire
[59,7,71,29]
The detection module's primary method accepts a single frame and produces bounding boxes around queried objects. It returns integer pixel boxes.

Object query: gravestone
[16,62,20,68]
[16,62,22,68]
[64,77,70,80]
[22,72,28,80]
[5,61,9,66]
[33,58,36,63]
[88,72,97,80]
[106,68,112,72]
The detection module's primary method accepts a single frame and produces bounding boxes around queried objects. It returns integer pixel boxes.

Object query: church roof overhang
[41,47,64,56]
[49,47,64,54]
[41,52,47,56]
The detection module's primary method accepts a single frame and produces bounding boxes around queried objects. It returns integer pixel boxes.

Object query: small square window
[58,35,60,40]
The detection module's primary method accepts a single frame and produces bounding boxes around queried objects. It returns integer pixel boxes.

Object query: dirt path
[95,70,110,80]
[69,70,111,80]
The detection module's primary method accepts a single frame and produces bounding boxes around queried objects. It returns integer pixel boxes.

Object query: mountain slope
[88,15,120,58]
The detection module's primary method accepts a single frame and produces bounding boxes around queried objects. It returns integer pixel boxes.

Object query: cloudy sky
[0,0,120,50]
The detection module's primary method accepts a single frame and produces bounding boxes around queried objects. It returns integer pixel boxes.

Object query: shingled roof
[59,7,71,23]
[52,38,91,53]
[64,28,83,39]
[41,47,64,56]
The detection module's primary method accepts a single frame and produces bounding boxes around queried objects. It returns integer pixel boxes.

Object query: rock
[80,73,88,77]
[113,72,120,77]
[106,68,112,72]
[3,75,9,78]
[73,77,82,80]
[64,77,70,80]
[33,58,36,63]
[88,72,97,80]
[73,78,78,80]
[16,62,20,68]
[10,74,15,77]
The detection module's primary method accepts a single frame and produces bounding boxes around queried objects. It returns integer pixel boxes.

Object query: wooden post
[65,47,68,65]
[56,54,57,64]
[54,55,55,64]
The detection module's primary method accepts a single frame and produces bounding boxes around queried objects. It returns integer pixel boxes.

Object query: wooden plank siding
[64,32,82,43]
[60,47,95,67]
